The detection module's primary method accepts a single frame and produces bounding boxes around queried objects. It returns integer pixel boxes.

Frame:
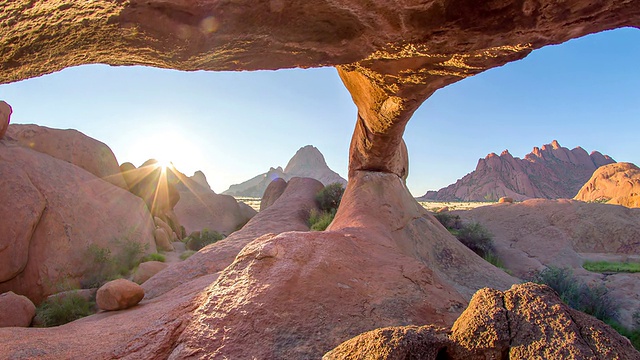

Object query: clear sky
[1,27,638,196]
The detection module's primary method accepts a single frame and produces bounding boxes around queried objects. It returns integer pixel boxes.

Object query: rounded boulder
[96,279,144,311]
[0,291,35,327]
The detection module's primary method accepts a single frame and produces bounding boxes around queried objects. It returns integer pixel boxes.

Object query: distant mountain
[419,140,615,201]
[223,145,347,197]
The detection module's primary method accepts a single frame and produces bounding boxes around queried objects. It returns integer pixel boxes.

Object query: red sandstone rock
[0,101,11,140]
[327,283,640,359]
[142,177,324,299]
[96,279,144,311]
[498,197,513,203]
[421,141,616,201]
[0,291,35,328]
[0,142,156,304]
[6,124,128,189]
[259,178,288,211]
[153,228,174,252]
[324,325,451,360]
[575,162,640,208]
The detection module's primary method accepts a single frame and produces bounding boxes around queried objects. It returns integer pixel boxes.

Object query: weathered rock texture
[0,139,156,304]
[421,141,615,201]
[6,124,128,189]
[0,291,36,328]
[326,283,640,359]
[223,145,346,197]
[575,162,640,208]
[142,176,324,300]
[133,261,168,285]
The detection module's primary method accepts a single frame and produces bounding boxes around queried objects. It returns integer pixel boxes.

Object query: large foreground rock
[0,140,156,304]
[326,283,640,359]
[6,124,128,189]
[575,162,640,208]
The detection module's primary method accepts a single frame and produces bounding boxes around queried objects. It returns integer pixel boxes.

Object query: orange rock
[0,291,35,328]
[575,162,640,208]
[133,261,168,285]
[96,279,144,311]
[153,228,174,252]
[498,197,513,203]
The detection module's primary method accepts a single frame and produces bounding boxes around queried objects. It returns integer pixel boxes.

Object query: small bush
[308,209,335,231]
[185,229,224,251]
[433,213,461,230]
[316,183,345,213]
[533,267,618,322]
[455,222,494,258]
[583,260,640,273]
[180,250,196,261]
[82,238,147,288]
[141,253,166,263]
[36,293,95,327]
[607,321,640,351]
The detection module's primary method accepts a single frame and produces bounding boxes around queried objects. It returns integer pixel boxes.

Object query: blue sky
[1,27,638,196]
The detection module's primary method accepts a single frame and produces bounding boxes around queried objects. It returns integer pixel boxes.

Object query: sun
[125,126,207,176]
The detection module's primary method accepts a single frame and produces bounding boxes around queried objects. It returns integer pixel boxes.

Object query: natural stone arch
[2,0,639,180]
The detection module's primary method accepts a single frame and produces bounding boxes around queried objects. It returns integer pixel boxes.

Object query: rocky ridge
[421,140,615,201]
[223,145,346,197]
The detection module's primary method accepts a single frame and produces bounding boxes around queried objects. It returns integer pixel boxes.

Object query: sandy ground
[234,197,495,213]
[418,201,494,212]
[235,197,261,212]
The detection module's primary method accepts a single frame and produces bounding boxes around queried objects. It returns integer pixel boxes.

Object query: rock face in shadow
[0,140,156,304]
[259,177,288,211]
[0,101,11,139]
[326,283,640,359]
[421,141,616,201]
[223,145,346,197]
[575,162,640,208]
[173,170,256,236]
[6,124,128,189]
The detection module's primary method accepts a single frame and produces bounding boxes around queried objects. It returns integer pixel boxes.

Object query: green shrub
[308,209,335,231]
[533,267,618,322]
[316,183,345,213]
[534,266,640,349]
[82,238,147,288]
[607,321,640,351]
[185,229,224,251]
[455,222,494,258]
[433,213,461,230]
[141,253,166,263]
[36,293,95,327]
[583,260,640,273]
[180,250,196,260]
